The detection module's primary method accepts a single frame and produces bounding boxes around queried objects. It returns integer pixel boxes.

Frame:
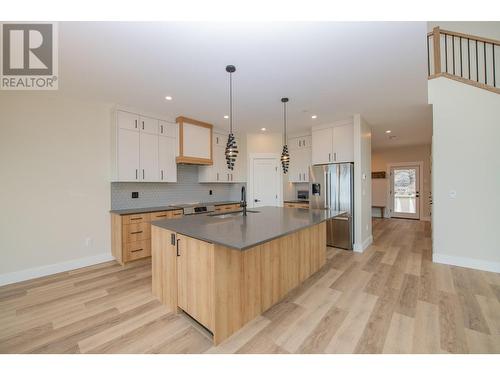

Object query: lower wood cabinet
[284,202,309,209]
[111,209,183,265]
[214,203,241,212]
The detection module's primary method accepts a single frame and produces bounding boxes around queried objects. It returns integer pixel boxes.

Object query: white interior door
[252,157,280,207]
[390,165,420,219]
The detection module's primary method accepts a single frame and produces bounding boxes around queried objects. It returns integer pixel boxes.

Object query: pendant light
[225,65,238,170]
[281,97,290,174]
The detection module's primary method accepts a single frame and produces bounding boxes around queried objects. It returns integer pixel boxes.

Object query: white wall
[353,114,372,252]
[429,77,500,272]
[371,144,432,219]
[0,93,113,285]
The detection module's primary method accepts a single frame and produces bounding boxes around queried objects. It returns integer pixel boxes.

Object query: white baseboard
[353,235,373,253]
[433,253,500,273]
[0,252,115,287]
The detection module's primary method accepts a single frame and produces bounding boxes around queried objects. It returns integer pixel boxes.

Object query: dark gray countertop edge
[110,201,240,215]
[152,211,344,250]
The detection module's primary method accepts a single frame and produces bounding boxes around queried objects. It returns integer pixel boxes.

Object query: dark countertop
[284,200,309,204]
[151,206,344,250]
[110,201,240,215]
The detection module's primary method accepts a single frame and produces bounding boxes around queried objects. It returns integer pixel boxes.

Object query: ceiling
[58,22,432,149]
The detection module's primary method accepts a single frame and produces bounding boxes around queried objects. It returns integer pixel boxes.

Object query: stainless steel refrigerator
[309,163,354,250]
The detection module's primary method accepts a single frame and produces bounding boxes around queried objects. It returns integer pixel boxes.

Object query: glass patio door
[390,166,420,219]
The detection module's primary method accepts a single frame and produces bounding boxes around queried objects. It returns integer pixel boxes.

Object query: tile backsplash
[111,164,245,209]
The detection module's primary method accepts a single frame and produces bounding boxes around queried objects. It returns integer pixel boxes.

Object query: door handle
[176,238,180,257]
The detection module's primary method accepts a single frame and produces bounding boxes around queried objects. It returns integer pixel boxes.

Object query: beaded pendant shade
[225,65,238,170]
[280,97,290,174]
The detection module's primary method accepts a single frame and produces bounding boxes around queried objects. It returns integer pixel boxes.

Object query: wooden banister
[428,27,500,94]
[432,27,441,76]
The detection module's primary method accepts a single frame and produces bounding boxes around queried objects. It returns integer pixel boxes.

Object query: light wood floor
[1,219,500,354]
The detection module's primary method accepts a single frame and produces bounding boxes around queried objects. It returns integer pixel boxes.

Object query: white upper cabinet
[140,116,159,135]
[288,135,312,183]
[117,111,139,131]
[117,128,140,181]
[198,131,245,183]
[112,110,178,182]
[332,124,354,163]
[159,120,177,138]
[311,122,354,165]
[139,132,159,181]
[159,135,177,182]
[312,127,334,164]
[289,135,312,150]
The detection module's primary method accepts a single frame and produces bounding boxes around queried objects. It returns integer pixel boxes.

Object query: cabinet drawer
[124,240,151,262]
[151,211,170,220]
[170,210,183,218]
[123,222,151,243]
[122,213,151,225]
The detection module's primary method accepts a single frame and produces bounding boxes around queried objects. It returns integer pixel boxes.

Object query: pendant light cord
[283,100,287,144]
[229,72,233,134]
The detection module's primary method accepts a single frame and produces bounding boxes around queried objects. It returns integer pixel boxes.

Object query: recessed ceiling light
[385,130,392,134]
[311,115,318,119]
[224,115,229,119]
[165,96,173,101]
[261,128,267,131]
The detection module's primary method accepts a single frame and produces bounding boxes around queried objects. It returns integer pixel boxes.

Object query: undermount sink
[209,210,260,219]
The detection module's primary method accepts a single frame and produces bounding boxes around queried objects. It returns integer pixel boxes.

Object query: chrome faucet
[241,186,247,216]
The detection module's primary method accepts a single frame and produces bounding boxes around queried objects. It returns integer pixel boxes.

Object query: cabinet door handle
[142,169,145,179]
[176,239,180,257]
[160,125,163,134]
[231,174,233,181]
[130,217,143,221]
[135,119,138,129]
[334,152,337,161]
[131,248,143,253]
[156,214,167,218]
[216,172,219,181]
[142,121,145,130]
[135,169,138,180]
[130,231,143,234]
[161,170,164,180]
[328,153,331,162]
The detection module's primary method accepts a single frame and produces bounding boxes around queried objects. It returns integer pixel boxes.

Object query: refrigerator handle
[324,171,330,208]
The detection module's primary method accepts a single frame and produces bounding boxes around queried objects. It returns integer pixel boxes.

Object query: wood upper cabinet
[112,110,178,182]
[311,122,354,165]
[176,116,213,165]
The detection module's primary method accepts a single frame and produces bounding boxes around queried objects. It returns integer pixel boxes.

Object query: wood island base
[152,222,326,345]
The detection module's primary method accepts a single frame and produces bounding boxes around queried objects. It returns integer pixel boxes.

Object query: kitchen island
[151,206,344,344]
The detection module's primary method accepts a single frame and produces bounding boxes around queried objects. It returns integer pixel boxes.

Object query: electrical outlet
[132,192,139,198]
[85,237,93,248]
